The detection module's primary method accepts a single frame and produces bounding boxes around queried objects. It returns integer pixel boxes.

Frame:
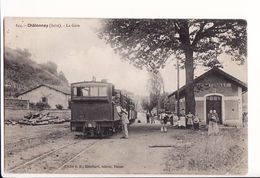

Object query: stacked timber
[16,111,67,125]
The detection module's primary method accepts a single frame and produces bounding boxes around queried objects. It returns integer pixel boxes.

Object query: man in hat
[121,108,129,139]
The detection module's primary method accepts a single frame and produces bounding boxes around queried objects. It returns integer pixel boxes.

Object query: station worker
[121,108,129,139]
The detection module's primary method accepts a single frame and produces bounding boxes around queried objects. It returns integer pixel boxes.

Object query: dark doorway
[206,95,222,124]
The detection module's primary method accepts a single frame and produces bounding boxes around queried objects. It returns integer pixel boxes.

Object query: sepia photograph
[2,17,248,175]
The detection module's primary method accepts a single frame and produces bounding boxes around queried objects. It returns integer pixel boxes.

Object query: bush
[55,104,63,110]
[29,102,50,110]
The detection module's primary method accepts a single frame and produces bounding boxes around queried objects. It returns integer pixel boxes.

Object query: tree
[147,72,164,95]
[40,61,58,75]
[99,19,247,114]
[58,71,69,84]
[140,97,153,112]
[146,71,164,113]
[159,92,176,112]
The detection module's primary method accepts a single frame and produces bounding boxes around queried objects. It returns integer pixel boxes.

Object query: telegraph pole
[176,58,180,116]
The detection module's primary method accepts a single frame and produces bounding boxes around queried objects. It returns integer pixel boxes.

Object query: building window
[42,97,48,103]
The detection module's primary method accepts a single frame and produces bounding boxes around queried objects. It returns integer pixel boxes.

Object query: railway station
[168,67,247,127]
[3,17,248,176]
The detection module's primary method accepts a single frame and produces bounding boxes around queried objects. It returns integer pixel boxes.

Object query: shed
[17,84,71,109]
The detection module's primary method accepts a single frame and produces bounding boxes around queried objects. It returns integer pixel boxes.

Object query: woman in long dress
[208,110,219,136]
[173,113,179,127]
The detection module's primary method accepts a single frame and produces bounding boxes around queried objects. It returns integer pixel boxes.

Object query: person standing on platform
[180,109,185,117]
[193,114,200,130]
[151,114,155,124]
[179,109,186,129]
[186,112,194,129]
[161,114,169,132]
[146,111,150,124]
[172,113,179,127]
[161,113,169,133]
[208,110,219,136]
[121,108,129,139]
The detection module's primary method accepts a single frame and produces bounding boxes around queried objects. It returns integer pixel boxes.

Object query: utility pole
[176,58,180,116]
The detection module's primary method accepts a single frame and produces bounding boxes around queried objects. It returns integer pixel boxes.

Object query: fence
[5,98,29,109]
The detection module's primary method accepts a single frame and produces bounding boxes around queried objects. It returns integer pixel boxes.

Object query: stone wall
[5,98,29,109]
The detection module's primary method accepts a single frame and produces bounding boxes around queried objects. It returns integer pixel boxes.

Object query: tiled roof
[168,67,247,98]
[17,84,71,96]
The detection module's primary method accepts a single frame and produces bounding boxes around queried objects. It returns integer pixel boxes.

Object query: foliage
[99,19,246,71]
[158,92,176,112]
[140,97,153,112]
[55,104,63,110]
[58,71,69,83]
[99,19,247,114]
[39,61,58,75]
[146,72,164,95]
[29,102,50,110]
[141,71,165,113]
[4,47,69,97]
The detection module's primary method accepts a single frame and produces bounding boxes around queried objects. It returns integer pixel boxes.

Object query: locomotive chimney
[101,79,108,83]
[92,76,96,81]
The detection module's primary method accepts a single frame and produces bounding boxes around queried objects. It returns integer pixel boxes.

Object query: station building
[168,67,247,126]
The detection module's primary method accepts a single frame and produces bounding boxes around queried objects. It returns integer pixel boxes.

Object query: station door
[206,95,222,124]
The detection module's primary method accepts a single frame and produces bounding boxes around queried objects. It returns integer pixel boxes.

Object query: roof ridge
[17,84,70,96]
[168,67,247,98]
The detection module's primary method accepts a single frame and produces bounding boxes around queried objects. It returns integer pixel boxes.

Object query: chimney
[101,79,108,83]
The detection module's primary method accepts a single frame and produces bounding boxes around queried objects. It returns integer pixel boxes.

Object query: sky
[4,18,247,96]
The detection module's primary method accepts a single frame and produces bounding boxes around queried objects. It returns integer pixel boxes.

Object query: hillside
[4,47,69,97]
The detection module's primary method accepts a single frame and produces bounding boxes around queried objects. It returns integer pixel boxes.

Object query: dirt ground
[3,113,247,175]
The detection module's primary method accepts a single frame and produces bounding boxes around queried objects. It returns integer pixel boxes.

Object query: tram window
[90,86,99,96]
[74,86,108,97]
[82,87,90,96]
[77,87,83,96]
[99,87,107,96]
[73,87,77,96]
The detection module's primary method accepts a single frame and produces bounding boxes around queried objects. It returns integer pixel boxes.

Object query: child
[193,114,200,130]
[161,113,168,133]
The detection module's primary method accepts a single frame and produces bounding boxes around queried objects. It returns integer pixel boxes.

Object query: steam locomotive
[70,80,137,138]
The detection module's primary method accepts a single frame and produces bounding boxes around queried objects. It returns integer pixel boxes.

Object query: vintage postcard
[2,17,247,176]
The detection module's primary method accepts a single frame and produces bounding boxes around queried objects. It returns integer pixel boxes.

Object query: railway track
[7,139,100,173]
[53,141,99,173]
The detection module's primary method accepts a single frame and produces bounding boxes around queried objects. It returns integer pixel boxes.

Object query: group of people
[147,109,220,135]
[145,110,201,133]
[119,106,220,139]
[160,110,200,132]
[146,112,156,124]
